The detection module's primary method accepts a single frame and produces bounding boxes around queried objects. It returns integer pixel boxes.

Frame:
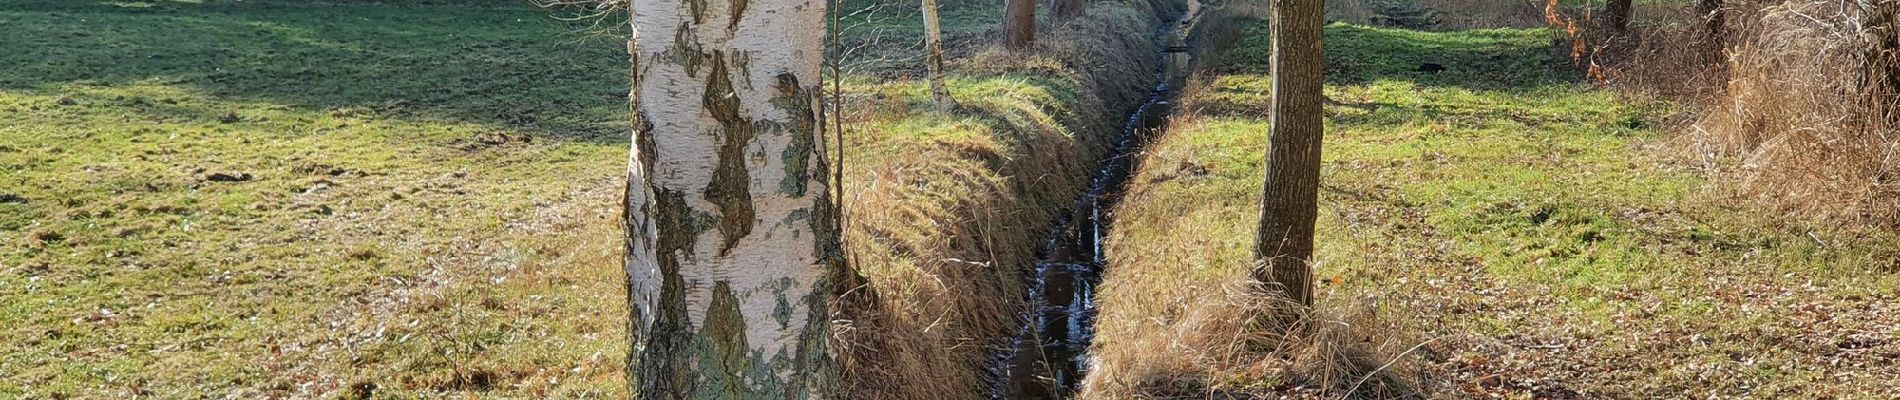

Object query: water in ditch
[985,2,1202,397]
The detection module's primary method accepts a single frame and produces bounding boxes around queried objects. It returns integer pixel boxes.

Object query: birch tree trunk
[923,0,957,112]
[623,0,845,396]
[1254,0,1324,306]
[1005,0,1036,49]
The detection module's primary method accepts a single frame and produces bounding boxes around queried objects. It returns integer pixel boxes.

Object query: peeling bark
[623,0,844,395]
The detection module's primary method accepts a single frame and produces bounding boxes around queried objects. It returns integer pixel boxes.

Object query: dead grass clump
[1576,0,1899,228]
[1080,281,1419,399]
[1671,0,1898,227]
[1566,0,1724,99]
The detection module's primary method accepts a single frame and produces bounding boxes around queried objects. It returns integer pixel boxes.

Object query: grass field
[1089,20,1900,398]
[14,0,1892,398]
[0,0,637,398]
[0,0,1159,398]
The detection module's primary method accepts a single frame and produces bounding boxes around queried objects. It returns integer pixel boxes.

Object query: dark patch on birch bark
[688,0,707,25]
[728,0,749,33]
[774,73,814,196]
[637,190,702,399]
[703,52,757,256]
[694,281,753,397]
[637,115,659,179]
[674,23,706,78]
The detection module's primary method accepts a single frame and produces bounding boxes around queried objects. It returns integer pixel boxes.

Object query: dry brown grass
[1081,281,1419,399]
[1078,75,1419,400]
[1597,0,1900,228]
[1690,0,1900,228]
[829,3,1174,398]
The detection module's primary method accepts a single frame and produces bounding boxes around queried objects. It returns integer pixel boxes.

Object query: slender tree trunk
[1051,0,1085,21]
[1005,0,1036,49]
[923,0,957,111]
[1253,0,1325,306]
[623,0,847,395]
[1603,0,1632,34]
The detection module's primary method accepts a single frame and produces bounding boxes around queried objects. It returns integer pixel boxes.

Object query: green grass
[1096,20,1900,397]
[0,1,634,398]
[0,0,1150,398]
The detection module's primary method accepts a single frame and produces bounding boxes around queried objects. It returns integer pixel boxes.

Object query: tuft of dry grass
[1597,0,1900,228]
[1688,0,1900,228]
[1081,279,1419,399]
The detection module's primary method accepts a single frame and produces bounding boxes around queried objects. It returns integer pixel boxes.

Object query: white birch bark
[622,0,842,395]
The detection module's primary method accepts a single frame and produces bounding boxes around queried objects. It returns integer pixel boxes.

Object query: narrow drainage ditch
[986,1,1204,397]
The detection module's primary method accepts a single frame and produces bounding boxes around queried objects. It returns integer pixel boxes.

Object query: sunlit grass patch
[0,1,632,397]
[1090,19,1900,398]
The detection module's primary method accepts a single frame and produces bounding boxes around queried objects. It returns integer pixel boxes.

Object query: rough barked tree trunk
[923,0,957,111]
[1254,0,1324,306]
[1052,0,1085,21]
[623,0,847,395]
[1603,0,1632,34]
[1005,0,1036,49]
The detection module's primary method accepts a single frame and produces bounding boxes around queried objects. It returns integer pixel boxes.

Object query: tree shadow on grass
[1188,20,1628,129]
[1216,20,1581,92]
[0,0,630,143]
